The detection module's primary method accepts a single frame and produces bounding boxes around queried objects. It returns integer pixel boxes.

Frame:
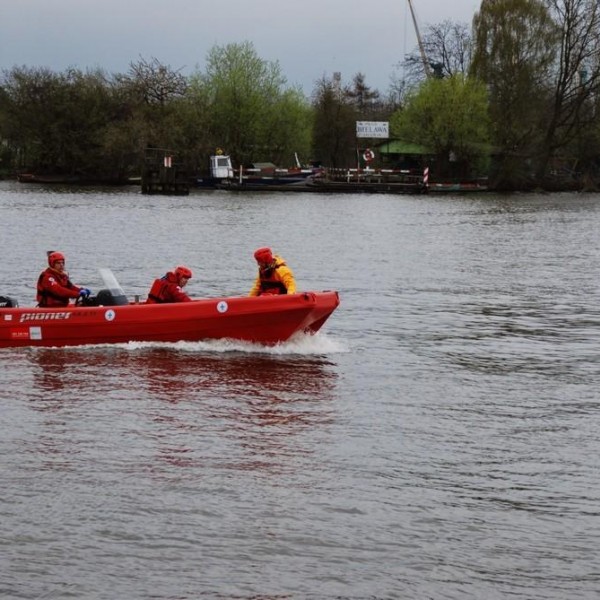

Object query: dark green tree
[345,72,381,118]
[311,73,358,167]
[0,66,122,179]
[108,56,209,179]
[471,0,557,188]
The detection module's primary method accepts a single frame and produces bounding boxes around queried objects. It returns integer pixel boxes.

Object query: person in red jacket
[36,251,91,307]
[249,247,297,296]
[146,265,193,303]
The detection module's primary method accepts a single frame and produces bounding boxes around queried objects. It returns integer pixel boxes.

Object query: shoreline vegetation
[2,0,600,194]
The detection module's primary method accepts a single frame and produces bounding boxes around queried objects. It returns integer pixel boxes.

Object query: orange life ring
[363,148,375,162]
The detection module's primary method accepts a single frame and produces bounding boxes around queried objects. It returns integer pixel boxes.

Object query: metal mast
[407,0,432,78]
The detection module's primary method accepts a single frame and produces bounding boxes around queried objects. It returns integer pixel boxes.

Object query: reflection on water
[28,342,339,402]
[25,343,339,479]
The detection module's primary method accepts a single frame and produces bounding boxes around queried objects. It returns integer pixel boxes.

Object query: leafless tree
[537,0,600,178]
[402,20,472,85]
[117,56,187,105]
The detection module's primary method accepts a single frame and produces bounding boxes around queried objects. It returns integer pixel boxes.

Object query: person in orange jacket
[36,251,91,307]
[146,265,193,303]
[249,247,297,296]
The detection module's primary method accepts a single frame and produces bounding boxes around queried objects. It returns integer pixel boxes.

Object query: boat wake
[29,331,349,356]
[125,331,349,355]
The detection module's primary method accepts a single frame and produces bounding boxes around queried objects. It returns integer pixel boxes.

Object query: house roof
[376,140,432,155]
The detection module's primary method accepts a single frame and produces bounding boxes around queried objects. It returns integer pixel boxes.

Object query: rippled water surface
[1,181,600,599]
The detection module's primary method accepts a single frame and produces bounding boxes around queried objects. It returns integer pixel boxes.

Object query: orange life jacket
[258,267,288,295]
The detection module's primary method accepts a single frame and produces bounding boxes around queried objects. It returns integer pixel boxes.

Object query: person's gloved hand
[78,288,91,297]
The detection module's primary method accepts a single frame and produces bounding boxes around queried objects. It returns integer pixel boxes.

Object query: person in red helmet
[36,251,91,307]
[146,265,193,303]
[249,247,297,296]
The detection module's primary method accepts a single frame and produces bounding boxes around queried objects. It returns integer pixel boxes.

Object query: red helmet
[47,251,65,267]
[174,265,192,279]
[254,247,273,265]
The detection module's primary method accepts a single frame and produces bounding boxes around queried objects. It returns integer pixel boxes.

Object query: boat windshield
[98,268,127,297]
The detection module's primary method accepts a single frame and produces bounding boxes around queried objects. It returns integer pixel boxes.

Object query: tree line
[0,43,394,184]
[1,0,600,190]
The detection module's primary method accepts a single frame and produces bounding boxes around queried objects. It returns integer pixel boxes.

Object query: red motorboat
[0,271,340,349]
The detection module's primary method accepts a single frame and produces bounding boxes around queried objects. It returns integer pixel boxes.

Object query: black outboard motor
[0,296,19,308]
[93,289,129,306]
[73,268,131,307]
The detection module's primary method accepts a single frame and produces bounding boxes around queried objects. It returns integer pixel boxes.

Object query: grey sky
[1,0,481,94]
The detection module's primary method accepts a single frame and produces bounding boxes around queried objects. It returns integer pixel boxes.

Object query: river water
[1,181,599,600]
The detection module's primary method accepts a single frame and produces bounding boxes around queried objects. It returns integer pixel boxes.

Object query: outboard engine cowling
[94,289,129,306]
[0,296,18,308]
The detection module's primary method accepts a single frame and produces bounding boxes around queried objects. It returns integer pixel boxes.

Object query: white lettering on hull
[20,312,72,323]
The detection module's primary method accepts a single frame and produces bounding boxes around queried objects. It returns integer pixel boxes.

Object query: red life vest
[147,273,191,303]
[36,268,77,307]
[147,276,171,303]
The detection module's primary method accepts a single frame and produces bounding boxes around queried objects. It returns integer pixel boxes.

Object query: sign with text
[356,121,389,139]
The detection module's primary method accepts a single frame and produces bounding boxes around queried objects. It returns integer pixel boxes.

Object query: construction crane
[407,0,432,78]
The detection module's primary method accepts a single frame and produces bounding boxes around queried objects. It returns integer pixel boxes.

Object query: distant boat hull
[197,154,321,189]
[17,173,81,184]
[308,179,426,194]
[427,182,489,193]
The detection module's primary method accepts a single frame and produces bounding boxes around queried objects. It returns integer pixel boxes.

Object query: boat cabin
[210,154,234,179]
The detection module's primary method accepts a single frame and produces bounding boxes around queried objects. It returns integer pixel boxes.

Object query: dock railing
[323,167,423,186]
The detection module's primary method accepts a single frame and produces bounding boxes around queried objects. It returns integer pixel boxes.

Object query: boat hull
[0,291,340,349]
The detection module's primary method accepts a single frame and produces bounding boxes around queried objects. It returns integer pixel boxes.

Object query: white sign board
[356,121,389,139]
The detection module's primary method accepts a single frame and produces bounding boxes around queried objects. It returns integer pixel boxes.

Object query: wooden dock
[213,166,426,194]
[141,149,189,195]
